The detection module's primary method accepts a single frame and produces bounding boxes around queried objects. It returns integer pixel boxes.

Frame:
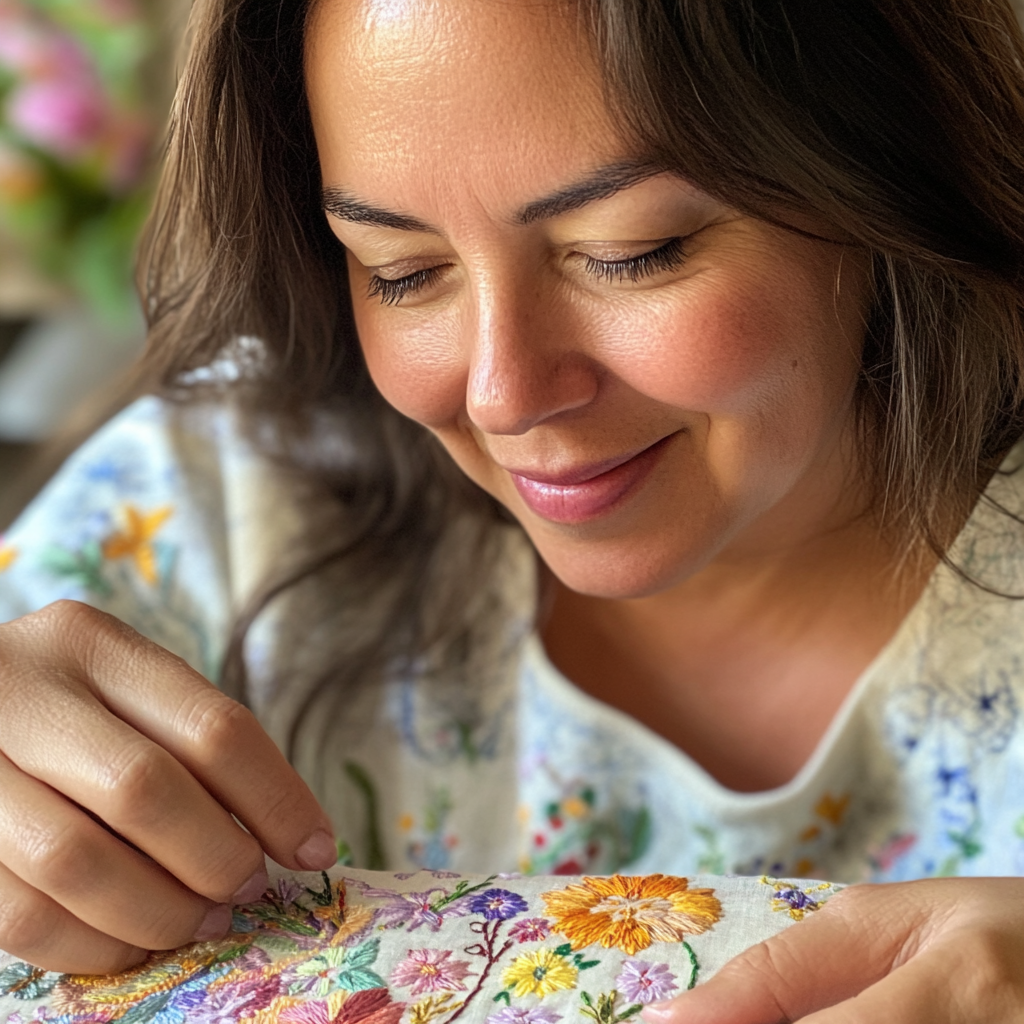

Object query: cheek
[598,265,859,425]
[352,300,467,430]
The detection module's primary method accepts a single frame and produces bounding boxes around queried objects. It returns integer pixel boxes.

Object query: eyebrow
[320,160,663,233]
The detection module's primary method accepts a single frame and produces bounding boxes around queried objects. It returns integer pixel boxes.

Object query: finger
[0,858,147,976]
[0,621,269,905]
[642,885,918,1024]
[0,750,232,952]
[52,602,337,871]
[800,927,1024,1024]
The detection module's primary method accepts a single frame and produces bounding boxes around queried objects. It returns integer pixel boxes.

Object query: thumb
[641,885,918,1024]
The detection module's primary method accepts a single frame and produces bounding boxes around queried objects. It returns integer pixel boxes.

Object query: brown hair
[137,0,1024,748]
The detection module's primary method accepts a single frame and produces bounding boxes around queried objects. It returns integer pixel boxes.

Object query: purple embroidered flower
[487,1007,562,1024]
[774,887,819,914]
[615,960,679,1005]
[373,889,450,931]
[508,917,552,943]
[468,888,529,920]
[390,948,473,995]
[277,877,305,905]
[193,974,281,1023]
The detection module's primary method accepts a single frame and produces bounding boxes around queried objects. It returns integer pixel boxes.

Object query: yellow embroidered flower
[541,874,721,956]
[501,948,579,998]
[102,504,172,584]
[0,544,17,574]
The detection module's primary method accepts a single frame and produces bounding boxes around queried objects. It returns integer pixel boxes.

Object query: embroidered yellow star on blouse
[102,505,173,584]
[0,544,17,574]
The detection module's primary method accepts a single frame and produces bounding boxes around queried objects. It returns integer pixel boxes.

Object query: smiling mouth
[506,434,676,525]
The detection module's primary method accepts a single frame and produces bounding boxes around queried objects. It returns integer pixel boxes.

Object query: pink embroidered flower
[508,917,552,943]
[614,960,678,1005]
[487,1007,562,1024]
[389,948,472,995]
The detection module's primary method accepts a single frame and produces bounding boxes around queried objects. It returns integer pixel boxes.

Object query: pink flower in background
[7,78,108,158]
[0,15,91,81]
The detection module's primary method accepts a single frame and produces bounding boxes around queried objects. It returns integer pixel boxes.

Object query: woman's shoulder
[0,395,302,678]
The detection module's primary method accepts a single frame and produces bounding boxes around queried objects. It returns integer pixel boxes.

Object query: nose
[465,279,598,436]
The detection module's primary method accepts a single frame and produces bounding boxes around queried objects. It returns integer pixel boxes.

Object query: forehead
[304,0,629,212]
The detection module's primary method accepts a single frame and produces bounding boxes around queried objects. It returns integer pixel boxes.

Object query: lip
[507,434,675,525]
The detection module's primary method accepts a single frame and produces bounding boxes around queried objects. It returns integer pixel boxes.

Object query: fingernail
[192,903,232,942]
[641,1002,676,1022]
[295,829,338,870]
[232,867,269,905]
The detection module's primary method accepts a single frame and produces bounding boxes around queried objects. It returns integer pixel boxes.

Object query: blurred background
[0,0,188,529]
[0,0,1023,535]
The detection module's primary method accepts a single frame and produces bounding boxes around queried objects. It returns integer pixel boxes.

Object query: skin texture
[304,1,1024,1021]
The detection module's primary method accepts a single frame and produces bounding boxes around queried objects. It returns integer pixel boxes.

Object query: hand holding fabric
[642,878,1024,1023]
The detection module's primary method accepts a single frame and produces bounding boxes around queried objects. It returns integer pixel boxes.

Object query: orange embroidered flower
[541,874,721,956]
[102,504,172,584]
[815,792,850,826]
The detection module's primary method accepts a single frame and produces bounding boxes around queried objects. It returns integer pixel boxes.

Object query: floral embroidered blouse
[1,397,1024,889]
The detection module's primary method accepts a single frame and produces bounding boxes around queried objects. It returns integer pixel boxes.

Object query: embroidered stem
[344,760,386,870]
[683,941,699,990]
[446,919,512,1024]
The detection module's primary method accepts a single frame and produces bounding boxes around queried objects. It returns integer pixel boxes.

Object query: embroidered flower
[614,960,678,1005]
[101,503,173,584]
[0,542,17,574]
[197,973,281,1023]
[501,948,579,998]
[541,875,721,956]
[762,877,835,921]
[508,917,552,943]
[280,987,405,1024]
[469,888,529,920]
[371,890,452,931]
[487,1006,563,1024]
[389,948,473,995]
[287,940,385,998]
[0,962,59,1001]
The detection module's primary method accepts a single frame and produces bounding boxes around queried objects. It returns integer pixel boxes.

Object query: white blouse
[2,396,1024,885]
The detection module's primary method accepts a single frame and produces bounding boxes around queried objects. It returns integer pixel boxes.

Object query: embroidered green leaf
[40,541,111,597]
[335,967,386,992]
[576,959,601,971]
[554,943,574,957]
[493,990,511,1005]
[117,989,173,1024]
[254,934,300,956]
[244,903,320,936]
[305,870,335,906]
[345,938,381,970]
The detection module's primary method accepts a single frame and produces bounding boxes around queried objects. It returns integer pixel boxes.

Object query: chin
[536,537,713,600]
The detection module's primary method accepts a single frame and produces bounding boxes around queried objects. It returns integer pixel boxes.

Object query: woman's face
[305,0,871,599]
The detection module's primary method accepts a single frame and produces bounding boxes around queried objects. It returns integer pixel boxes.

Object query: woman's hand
[0,600,337,975]
[642,878,1024,1022]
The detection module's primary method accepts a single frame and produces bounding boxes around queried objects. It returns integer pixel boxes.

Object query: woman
[1,0,1023,1019]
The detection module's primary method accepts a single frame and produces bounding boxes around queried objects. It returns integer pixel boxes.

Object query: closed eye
[581,237,686,283]
[367,265,449,305]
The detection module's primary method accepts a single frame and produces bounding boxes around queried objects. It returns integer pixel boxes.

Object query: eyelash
[366,236,687,305]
